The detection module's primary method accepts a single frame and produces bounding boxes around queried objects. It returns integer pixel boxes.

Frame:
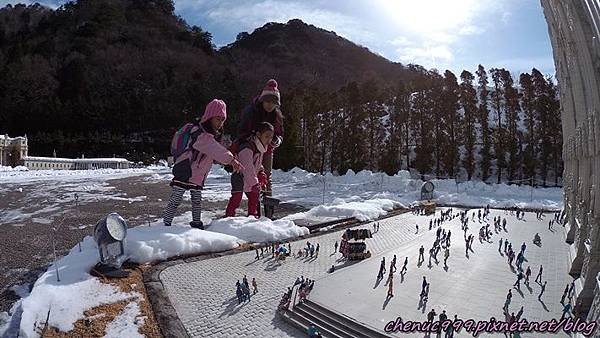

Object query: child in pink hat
[163,99,243,229]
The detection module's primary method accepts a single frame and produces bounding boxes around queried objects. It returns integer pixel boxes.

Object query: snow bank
[18,236,136,337]
[271,168,563,211]
[282,198,404,225]
[145,159,169,170]
[125,225,242,263]
[207,217,309,242]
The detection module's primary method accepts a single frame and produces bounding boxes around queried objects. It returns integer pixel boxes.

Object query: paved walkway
[311,210,572,337]
[160,210,424,337]
[160,209,571,337]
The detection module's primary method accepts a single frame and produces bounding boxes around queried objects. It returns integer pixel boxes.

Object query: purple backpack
[170,122,203,160]
[170,122,205,183]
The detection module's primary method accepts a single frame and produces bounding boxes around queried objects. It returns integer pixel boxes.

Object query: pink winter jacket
[175,131,234,187]
[238,138,266,192]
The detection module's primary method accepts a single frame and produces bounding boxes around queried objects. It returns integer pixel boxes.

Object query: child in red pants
[225,122,274,217]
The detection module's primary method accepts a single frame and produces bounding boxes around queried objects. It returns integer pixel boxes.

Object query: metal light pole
[52,226,60,282]
[144,186,151,226]
[530,177,534,202]
[321,175,326,205]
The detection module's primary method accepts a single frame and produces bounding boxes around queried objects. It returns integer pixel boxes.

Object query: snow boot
[190,221,204,230]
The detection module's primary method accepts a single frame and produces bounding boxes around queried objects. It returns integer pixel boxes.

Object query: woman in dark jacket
[237,79,284,196]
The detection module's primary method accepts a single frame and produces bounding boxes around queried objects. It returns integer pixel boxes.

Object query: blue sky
[2,0,556,77]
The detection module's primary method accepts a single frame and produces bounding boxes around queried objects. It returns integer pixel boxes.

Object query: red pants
[225,187,259,217]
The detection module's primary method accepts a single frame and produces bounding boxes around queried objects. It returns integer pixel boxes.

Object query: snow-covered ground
[1,164,562,227]
[0,163,564,337]
[150,167,562,211]
[0,165,170,225]
[145,166,563,212]
[1,164,562,214]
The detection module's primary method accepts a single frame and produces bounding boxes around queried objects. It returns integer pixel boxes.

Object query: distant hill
[219,19,421,98]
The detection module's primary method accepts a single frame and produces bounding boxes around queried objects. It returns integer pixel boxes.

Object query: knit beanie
[258,79,281,106]
[200,99,227,123]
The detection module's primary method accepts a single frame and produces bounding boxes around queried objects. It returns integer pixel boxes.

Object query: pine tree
[429,70,445,177]
[338,82,365,173]
[476,65,492,181]
[411,85,434,179]
[490,68,505,183]
[303,87,322,172]
[500,69,521,182]
[519,72,537,182]
[531,69,552,186]
[325,91,343,173]
[441,70,461,178]
[361,80,386,172]
[380,85,402,174]
[393,81,413,170]
[546,78,563,185]
[459,70,478,180]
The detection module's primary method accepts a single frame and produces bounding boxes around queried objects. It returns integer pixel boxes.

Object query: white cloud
[371,0,496,70]
[458,25,485,36]
[176,0,375,48]
[390,37,411,47]
[397,44,454,69]
[0,0,61,9]
[502,12,512,24]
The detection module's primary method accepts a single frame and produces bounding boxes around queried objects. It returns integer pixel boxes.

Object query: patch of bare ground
[40,263,160,338]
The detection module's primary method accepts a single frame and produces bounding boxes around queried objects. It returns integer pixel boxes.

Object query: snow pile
[1,162,561,214]
[18,236,138,337]
[0,312,11,336]
[0,285,27,338]
[271,168,563,211]
[125,225,241,263]
[282,198,404,225]
[430,179,563,210]
[208,217,309,242]
[145,159,169,170]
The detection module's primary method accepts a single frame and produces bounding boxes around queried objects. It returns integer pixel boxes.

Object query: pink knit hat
[200,99,227,123]
[259,79,281,106]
